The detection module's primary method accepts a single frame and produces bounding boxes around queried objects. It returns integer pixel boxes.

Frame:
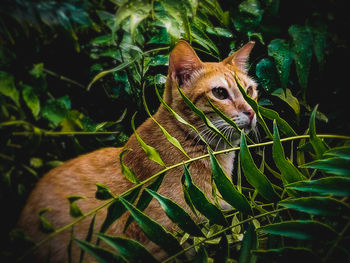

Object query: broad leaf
[271,88,300,115]
[98,234,158,263]
[0,71,19,106]
[268,39,292,90]
[183,165,228,226]
[22,84,40,118]
[255,58,279,93]
[286,177,350,196]
[119,197,183,256]
[240,132,280,202]
[279,196,350,216]
[209,151,252,214]
[146,189,204,237]
[259,220,337,240]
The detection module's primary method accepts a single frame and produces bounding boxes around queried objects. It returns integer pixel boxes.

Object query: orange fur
[18,40,257,262]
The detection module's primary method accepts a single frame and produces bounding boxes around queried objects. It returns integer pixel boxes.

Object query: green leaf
[123,173,165,232]
[286,177,350,196]
[119,197,183,256]
[279,196,350,216]
[259,106,297,137]
[239,223,258,263]
[0,71,20,106]
[67,196,84,218]
[119,149,139,183]
[271,88,300,115]
[240,133,280,202]
[98,234,158,263]
[41,98,68,126]
[155,85,206,144]
[272,121,305,185]
[38,208,55,233]
[182,165,228,226]
[79,215,96,263]
[255,58,279,93]
[206,27,233,38]
[95,183,114,200]
[178,87,232,147]
[214,234,229,262]
[253,247,319,262]
[259,220,337,240]
[131,113,166,167]
[309,105,329,158]
[300,157,350,177]
[30,63,45,78]
[325,146,350,160]
[288,25,313,96]
[193,245,208,263]
[207,97,255,144]
[75,239,126,263]
[143,86,189,159]
[22,84,40,118]
[209,151,252,214]
[268,39,292,90]
[99,187,141,234]
[236,76,273,138]
[146,189,204,237]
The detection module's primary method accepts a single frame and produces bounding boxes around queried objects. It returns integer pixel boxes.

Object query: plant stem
[324,221,350,262]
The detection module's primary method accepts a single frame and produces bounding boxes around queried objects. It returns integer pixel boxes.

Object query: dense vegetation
[0,0,349,262]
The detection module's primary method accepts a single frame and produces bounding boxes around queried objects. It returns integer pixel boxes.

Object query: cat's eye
[212,87,230,100]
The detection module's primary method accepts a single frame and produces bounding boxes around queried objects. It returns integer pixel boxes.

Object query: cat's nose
[243,110,255,122]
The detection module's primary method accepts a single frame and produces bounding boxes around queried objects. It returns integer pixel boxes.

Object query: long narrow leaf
[75,239,127,263]
[119,149,139,184]
[300,157,350,177]
[146,189,204,237]
[235,76,273,138]
[183,165,228,226]
[79,215,96,263]
[259,220,337,240]
[143,85,190,158]
[325,146,350,160]
[309,105,328,158]
[279,196,350,216]
[286,177,350,196]
[131,113,166,167]
[240,132,280,202]
[98,234,158,263]
[178,87,232,147]
[209,151,252,214]
[99,187,141,234]
[239,223,258,263]
[272,121,305,184]
[119,197,183,256]
[123,173,165,232]
[207,97,255,144]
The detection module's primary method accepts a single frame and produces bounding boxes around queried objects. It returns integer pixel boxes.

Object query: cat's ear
[223,41,255,73]
[168,40,203,86]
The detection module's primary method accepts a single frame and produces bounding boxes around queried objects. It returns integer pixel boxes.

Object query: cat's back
[17,147,132,245]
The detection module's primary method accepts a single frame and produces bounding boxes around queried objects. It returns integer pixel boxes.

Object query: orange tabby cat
[18,40,257,262]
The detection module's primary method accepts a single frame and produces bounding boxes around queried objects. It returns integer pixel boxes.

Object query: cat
[17,40,257,262]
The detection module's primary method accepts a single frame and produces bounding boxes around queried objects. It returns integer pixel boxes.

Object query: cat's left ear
[168,40,203,86]
[223,41,255,73]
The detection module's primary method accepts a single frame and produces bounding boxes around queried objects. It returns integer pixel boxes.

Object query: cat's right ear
[168,40,203,87]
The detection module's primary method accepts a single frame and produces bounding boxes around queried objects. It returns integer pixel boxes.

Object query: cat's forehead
[200,62,256,88]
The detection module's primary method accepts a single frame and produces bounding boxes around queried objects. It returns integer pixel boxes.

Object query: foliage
[0,0,349,262]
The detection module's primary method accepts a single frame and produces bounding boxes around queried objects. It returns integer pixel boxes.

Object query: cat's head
[165,40,258,149]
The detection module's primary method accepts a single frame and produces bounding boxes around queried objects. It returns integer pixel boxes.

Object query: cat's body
[18,40,257,262]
